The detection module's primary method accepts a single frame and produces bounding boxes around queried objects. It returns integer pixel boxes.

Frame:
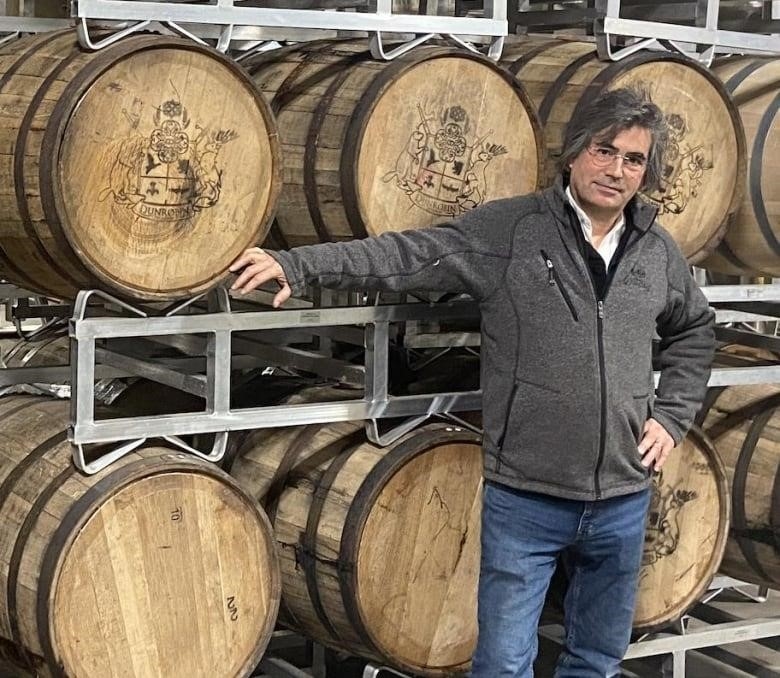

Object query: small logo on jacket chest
[623,266,650,290]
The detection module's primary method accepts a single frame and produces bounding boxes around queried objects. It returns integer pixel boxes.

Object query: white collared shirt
[565,186,626,267]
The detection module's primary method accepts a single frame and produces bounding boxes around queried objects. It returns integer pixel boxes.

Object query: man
[230,88,715,677]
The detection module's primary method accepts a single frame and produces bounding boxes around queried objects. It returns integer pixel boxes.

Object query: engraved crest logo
[99,95,237,237]
[641,471,699,571]
[383,104,507,217]
[643,113,714,215]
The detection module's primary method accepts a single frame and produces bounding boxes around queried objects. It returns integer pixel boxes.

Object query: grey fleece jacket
[272,179,715,501]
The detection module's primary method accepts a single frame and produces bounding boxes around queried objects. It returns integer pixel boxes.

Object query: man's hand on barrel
[229,247,291,307]
[638,418,675,472]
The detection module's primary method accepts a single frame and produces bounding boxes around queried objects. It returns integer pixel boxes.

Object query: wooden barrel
[703,57,780,276]
[0,30,281,300]
[0,394,281,678]
[634,428,729,633]
[229,420,482,676]
[697,379,780,587]
[244,40,543,248]
[501,38,745,263]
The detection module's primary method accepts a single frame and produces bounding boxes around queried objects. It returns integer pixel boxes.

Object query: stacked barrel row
[0,361,772,677]
[4,31,773,302]
[247,37,749,266]
[0,342,486,677]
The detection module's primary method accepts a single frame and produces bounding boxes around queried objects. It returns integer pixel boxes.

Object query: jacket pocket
[540,250,579,322]
[496,377,562,451]
[631,393,651,442]
[496,378,592,488]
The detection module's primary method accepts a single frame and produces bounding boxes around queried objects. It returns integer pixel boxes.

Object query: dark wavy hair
[559,87,669,192]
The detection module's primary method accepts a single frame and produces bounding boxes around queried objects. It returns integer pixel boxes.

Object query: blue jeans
[470,481,651,678]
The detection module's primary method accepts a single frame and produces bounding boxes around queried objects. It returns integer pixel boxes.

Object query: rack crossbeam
[72,0,507,47]
[599,15,780,53]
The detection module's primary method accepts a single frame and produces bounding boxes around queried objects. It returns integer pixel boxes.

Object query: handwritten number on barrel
[226,596,239,622]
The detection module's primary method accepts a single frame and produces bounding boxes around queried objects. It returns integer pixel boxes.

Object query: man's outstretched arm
[229,199,518,306]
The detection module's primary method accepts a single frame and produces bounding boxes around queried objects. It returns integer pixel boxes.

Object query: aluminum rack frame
[71,0,508,58]
[594,0,780,62]
[67,284,780,474]
[68,289,482,474]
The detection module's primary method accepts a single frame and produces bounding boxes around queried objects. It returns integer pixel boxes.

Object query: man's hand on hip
[229,247,291,307]
[638,418,675,472]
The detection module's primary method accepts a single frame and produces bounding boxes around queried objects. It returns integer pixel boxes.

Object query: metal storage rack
[0,1,778,676]
[61,283,780,473]
[510,0,780,62]
[69,0,508,58]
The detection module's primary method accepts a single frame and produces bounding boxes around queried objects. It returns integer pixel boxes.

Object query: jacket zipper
[591,233,647,499]
[540,251,579,322]
[594,299,607,498]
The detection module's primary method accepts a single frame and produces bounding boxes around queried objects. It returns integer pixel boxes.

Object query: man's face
[568,125,652,219]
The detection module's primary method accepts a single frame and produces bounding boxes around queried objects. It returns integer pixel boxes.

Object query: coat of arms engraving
[641,464,708,579]
[644,113,714,215]
[99,94,237,239]
[383,104,507,217]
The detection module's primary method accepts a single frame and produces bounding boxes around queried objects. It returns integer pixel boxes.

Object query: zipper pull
[545,259,555,286]
[598,300,604,319]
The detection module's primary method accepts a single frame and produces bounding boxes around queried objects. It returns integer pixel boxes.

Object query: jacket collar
[543,175,659,234]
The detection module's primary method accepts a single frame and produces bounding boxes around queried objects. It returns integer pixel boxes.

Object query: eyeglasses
[586,145,647,173]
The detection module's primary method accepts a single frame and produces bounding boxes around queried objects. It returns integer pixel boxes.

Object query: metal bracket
[216,23,235,53]
[72,437,147,475]
[0,31,20,47]
[159,20,211,47]
[706,576,771,604]
[446,32,505,60]
[77,16,151,50]
[440,411,482,434]
[597,35,657,61]
[72,288,148,321]
[658,38,715,66]
[365,414,430,447]
[234,39,283,62]
[598,33,715,66]
[162,431,229,464]
[367,31,505,61]
[369,32,435,60]
[486,34,505,60]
